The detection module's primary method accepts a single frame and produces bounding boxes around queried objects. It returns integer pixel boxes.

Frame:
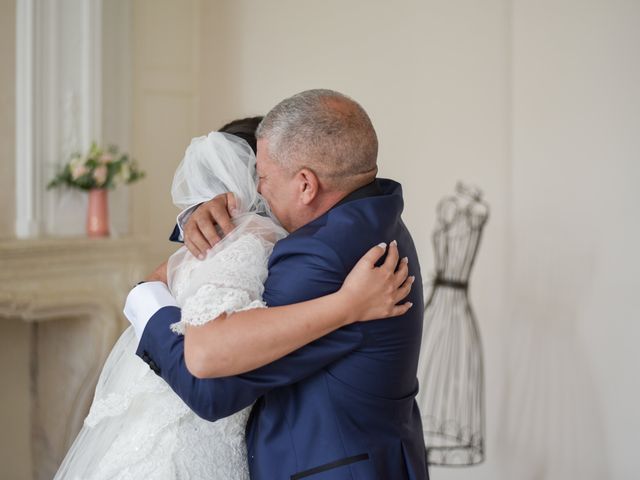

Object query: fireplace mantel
[0,236,149,480]
[1,236,148,320]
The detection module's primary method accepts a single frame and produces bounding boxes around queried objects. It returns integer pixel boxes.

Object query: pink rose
[93,165,108,186]
[71,164,88,180]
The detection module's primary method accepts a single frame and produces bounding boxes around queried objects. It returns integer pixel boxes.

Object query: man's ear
[297,168,320,205]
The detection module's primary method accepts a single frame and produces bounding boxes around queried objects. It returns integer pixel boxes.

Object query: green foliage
[47,142,145,191]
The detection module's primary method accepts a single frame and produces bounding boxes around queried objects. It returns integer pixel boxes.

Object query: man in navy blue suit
[124,89,429,479]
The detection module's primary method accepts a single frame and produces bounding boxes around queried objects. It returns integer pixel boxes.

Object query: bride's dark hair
[218,116,263,155]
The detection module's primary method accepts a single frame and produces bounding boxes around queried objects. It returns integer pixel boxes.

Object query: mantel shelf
[0,236,150,321]
[0,236,150,278]
[0,235,149,257]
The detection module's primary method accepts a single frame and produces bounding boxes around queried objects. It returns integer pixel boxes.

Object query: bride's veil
[171,131,268,215]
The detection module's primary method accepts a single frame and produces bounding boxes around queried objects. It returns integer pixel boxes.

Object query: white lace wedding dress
[54,133,287,479]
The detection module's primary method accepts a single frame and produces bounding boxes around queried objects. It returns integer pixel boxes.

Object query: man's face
[256,138,300,232]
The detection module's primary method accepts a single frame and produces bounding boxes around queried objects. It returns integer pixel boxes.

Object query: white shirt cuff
[124,281,179,340]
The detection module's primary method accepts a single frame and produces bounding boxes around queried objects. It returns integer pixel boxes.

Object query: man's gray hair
[256,89,378,190]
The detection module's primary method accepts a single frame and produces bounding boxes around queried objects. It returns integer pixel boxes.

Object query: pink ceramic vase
[87,188,109,237]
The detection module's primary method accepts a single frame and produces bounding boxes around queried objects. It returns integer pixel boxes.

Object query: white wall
[507,1,640,478]
[130,0,202,266]
[103,0,133,236]
[0,0,16,239]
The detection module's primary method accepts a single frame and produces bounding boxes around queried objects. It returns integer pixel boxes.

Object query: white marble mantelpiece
[1,236,148,315]
[0,236,148,480]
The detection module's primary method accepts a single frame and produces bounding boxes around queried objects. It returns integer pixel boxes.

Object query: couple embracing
[56,89,429,480]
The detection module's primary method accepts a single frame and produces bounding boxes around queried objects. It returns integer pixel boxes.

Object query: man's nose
[257,180,263,195]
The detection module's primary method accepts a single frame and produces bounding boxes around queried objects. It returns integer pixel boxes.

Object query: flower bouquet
[48,143,145,237]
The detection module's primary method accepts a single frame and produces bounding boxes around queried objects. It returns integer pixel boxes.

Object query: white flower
[93,165,108,186]
[69,154,86,169]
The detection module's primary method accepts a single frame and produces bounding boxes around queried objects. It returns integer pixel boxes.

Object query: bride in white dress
[54,131,411,479]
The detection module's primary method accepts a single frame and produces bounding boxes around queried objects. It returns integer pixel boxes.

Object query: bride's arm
[184,241,414,378]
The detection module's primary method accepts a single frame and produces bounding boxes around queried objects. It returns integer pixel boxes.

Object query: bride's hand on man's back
[184,193,237,259]
[339,240,415,323]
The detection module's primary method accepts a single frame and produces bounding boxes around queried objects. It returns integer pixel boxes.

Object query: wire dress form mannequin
[416,182,488,466]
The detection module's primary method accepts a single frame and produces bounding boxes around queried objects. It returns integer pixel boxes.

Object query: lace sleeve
[169,231,272,335]
[171,289,266,334]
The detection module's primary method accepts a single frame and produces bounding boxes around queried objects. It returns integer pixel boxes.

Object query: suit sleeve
[169,224,182,243]
[168,203,202,242]
[136,237,364,421]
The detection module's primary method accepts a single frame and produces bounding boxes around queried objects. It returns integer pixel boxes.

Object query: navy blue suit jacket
[139,179,428,479]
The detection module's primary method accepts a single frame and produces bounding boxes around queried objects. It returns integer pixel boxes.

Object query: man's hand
[145,261,168,284]
[184,192,237,259]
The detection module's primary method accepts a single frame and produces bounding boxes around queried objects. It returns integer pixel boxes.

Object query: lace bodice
[169,231,273,334]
